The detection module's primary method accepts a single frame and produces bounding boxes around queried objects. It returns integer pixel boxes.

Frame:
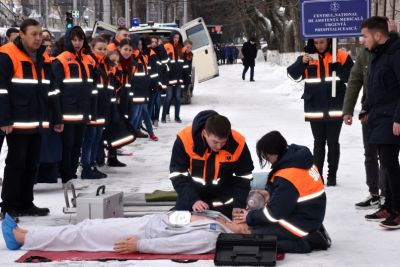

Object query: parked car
[92,18,219,104]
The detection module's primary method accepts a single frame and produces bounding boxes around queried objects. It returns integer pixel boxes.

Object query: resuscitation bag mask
[168,211,191,226]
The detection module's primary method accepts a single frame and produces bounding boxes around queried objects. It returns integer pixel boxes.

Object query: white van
[92,18,219,104]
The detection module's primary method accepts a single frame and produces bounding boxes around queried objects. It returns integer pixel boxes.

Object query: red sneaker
[365,207,391,222]
[149,134,159,141]
[380,213,400,229]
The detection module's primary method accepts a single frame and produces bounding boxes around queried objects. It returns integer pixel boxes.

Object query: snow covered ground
[1,62,400,266]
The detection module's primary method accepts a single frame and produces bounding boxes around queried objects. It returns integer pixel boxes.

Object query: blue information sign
[301,0,370,38]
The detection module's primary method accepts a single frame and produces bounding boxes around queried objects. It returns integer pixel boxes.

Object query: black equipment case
[214,233,277,266]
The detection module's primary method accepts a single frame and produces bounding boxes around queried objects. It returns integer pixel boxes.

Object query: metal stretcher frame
[63,183,175,217]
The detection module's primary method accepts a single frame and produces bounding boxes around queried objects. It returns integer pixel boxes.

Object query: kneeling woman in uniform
[235,131,329,253]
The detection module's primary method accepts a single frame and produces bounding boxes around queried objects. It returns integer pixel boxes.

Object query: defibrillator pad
[169,211,191,226]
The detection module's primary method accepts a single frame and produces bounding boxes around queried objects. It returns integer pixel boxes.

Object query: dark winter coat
[182,48,193,86]
[366,34,400,145]
[164,31,184,86]
[153,44,169,91]
[287,49,353,122]
[130,50,152,104]
[246,144,326,235]
[0,36,62,133]
[169,110,254,213]
[241,41,257,67]
[90,52,117,125]
[52,26,97,124]
[342,48,371,116]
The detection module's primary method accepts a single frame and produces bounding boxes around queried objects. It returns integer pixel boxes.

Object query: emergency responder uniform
[169,110,254,218]
[287,40,353,185]
[0,36,62,216]
[162,31,185,122]
[247,144,328,253]
[52,26,97,183]
[149,42,168,124]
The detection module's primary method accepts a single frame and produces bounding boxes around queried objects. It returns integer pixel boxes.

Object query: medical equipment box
[214,233,277,266]
[76,185,124,222]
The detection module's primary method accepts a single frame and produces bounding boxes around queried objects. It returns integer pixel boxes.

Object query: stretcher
[62,172,268,219]
[63,182,176,218]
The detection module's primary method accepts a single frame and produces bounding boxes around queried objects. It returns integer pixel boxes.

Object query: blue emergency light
[132,18,140,27]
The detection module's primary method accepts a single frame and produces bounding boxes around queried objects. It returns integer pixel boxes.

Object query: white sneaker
[166,114,171,122]
[63,179,89,190]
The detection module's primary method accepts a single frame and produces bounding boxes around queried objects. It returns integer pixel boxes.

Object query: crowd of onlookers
[214,43,240,65]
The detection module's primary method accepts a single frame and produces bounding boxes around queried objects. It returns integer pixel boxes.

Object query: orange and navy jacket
[152,44,169,91]
[0,37,62,133]
[129,49,151,104]
[182,47,193,86]
[115,58,133,118]
[164,32,185,86]
[106,37,122,52]
[89,51,117,125]
[246,144,326,238]
[43,51,55,62]
[142,47,160,92]
[287,48,354,121]
[101,56,135,149]
[169,110,254,214]
[52,27,97,124]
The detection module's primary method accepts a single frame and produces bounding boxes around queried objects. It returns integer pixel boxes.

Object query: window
[186,24,209,50]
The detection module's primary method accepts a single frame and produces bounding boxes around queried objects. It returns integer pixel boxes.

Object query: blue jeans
[162,85,181,120]
[148,90,161,121]
[81,125,104,167]
[130,104,142,130]
[131,104,154,135]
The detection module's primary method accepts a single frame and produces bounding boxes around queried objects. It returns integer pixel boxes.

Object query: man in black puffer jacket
[361,16,400,229]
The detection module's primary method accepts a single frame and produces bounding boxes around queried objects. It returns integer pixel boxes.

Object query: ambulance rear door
[181,17,219,83]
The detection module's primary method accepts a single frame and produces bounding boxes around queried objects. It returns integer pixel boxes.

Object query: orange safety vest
[268,165,325,237]
[164,43,184,60]
[304,49,349,81]
[0,42,53,130]
[89,52,116,125]
[43,52,55,63]
[107,37,121,52]
[271,165,324,202]
[177,126,246,185]
[56,51,95,82]
[56,50,96,122]
[182,47,193,61]
[131,51,151,103]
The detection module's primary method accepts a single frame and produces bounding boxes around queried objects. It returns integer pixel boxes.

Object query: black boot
[327,176,336,186]
[107,157,127,167]
[18,205,50,216]
[327,142,340,186]
[313,140,326,177]
[93,167,108,178]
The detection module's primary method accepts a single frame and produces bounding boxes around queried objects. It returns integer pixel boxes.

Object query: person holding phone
[287,38,354,186]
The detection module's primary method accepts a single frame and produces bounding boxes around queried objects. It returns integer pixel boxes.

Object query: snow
[1,62,400,266]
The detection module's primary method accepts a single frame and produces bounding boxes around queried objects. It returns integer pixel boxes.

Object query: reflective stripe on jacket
[287,49,353,122]
[164,42,184,86]
[177,126,247,186]
[55,51,96,123]
[262,165,325,237]
[0,40,60,132]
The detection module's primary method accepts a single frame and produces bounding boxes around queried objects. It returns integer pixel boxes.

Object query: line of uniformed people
[105,27,193,128]
[0,20,194,218]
